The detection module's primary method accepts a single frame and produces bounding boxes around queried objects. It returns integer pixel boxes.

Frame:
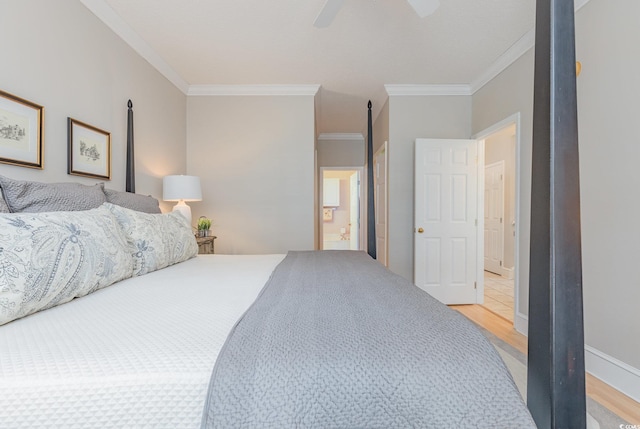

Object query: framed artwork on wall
[67,118,111,180]
[323,208,333,221]
[0,90,44,169]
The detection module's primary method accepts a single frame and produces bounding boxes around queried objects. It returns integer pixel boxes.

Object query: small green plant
[197,216,212,231]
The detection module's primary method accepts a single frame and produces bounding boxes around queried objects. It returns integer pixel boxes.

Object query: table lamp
[162,175,202,225]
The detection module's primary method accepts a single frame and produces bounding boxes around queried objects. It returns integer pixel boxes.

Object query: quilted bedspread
[201,250,535,429]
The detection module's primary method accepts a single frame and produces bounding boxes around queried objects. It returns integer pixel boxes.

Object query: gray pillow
[0,175,106,213]
[103,188,161,214]
[0,189,9,213]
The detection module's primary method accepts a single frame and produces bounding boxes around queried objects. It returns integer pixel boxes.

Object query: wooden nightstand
[195,236,216,254]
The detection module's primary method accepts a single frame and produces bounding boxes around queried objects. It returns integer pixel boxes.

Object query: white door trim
[477,140,485,304]
[373,142,388,266]
[473,112,522,329]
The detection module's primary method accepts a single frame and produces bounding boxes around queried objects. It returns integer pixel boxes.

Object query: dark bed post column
[367,100,376,259]
[527,0,586,428]
[126,99,136,193]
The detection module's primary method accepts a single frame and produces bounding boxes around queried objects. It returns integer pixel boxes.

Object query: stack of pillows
[0,175,198,326]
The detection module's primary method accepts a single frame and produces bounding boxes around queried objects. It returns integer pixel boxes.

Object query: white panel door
[484,161,504,274]
[374,143,388,266]
[415,139,479,304]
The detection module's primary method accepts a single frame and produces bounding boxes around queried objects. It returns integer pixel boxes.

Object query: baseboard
[585,346,640,403]
[511,312,640,402]
[514,311,528,336]
[500,267,514,280]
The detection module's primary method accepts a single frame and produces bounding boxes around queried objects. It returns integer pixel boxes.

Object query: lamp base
[172,200,192,226]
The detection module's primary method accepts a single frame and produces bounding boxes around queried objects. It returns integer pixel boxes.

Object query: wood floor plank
[450,304,640,424]
[451,304,527,354]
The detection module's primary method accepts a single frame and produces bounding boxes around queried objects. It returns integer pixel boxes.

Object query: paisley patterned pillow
[0,205,135,325]
[105,203,198,276]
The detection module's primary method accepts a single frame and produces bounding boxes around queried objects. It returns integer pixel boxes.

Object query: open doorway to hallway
[320,168,363,250]
[482,124,517,322]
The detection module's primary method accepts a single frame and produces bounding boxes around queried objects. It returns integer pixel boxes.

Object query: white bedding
[0,254,285,429]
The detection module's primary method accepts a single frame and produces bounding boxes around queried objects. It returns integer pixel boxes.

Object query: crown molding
[469,29,535,94]
[188,84,321,96]
[81,0,592,100]
[384,84,472,96]
[80,0,189,94]
[470,0,592,94]
[317,133,364,141]
[575,0,591,12]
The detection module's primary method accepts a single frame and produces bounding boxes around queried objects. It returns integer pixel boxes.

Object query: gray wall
[373,99,390,154]
[317,137,365,167]
[187,95,316,254]
[0,0,187,210]
[387,95,472,280]
[575,0,640,370]
[472,0,640,372]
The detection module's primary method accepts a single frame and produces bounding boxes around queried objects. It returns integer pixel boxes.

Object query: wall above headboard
[0,0,187,213]
[187,95,316,254]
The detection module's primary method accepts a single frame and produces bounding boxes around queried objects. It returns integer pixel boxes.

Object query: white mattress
[0,254,285,429]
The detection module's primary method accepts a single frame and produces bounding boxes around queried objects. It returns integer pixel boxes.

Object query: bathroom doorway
[320,168,363,250]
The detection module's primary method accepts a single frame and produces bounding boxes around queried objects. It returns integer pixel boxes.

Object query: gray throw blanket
[201,250,535,429]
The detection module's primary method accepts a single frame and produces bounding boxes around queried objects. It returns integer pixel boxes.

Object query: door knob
[417,227,424,233]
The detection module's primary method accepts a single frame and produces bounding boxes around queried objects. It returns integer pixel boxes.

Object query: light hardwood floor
[451,304,640,424]
[482,271,514,322]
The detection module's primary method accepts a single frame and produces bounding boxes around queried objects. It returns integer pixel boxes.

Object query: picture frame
[323,208,333,221]
[67,118,111,180]
[0,90,44,169]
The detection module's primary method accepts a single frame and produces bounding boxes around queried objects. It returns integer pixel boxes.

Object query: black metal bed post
[126,99,135,193]
[527,0,586,428]
[366,100,376,259]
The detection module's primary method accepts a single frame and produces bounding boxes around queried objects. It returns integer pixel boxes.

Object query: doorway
[479,122,517,322]
[320,168,363,250]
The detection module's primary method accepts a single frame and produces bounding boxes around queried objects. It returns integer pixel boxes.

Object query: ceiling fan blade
[406,0,440,18]
[314,0,346,28]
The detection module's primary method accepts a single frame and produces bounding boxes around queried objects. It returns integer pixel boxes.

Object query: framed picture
[0,90,44,169]
[67,118,111,180]
[323,208,333,221]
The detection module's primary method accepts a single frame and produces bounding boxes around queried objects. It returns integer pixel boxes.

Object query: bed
[0,253,285,428]
[0,175,535,428]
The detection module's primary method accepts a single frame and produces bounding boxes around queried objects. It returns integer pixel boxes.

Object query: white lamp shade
[163,175,202,202]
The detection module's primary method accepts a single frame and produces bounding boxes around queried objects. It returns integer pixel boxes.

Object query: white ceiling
[87,0,539,135]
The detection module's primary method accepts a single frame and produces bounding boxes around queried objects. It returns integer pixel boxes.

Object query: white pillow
[0,205,134,325]
[105,203,198,276]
